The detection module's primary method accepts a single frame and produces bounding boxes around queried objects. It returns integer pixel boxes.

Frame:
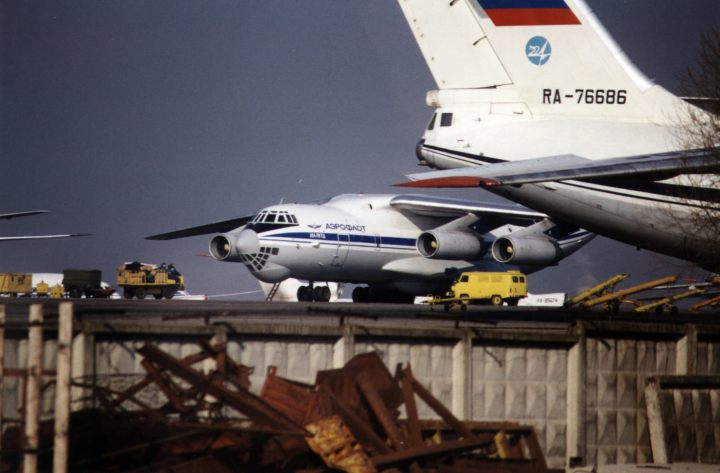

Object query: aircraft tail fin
[397,0,683,117]
[398,0,650,90]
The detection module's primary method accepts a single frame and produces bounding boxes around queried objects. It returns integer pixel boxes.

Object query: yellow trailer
[427,271,528,311]
[0,273,32,296]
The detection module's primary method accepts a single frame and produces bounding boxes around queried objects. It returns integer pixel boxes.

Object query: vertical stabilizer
[398,0,683,120]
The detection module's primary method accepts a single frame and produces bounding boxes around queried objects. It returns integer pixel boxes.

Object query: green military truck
[62,269,115,298]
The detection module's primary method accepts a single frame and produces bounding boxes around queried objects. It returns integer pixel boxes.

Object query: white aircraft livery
[147,194,594,303]
[395,0,720,270]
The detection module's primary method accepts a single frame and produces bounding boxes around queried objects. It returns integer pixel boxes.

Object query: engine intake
[209,234,247,262]
[417,230,484,260]
[491,235,560,265]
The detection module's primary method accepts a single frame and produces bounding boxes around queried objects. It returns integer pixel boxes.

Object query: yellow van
[449,271,528,306]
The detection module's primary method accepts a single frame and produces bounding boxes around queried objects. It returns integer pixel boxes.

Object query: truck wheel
[491,295,503,306]
[135,288,146,299]
[153,294,163,300]
[163,288,175,299]
[124,289,134,299]
[70,288,82,299]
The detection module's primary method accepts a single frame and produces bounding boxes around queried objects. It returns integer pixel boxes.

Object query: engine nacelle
[417,230,484,260]
[491,235,560,265]
[209,234,244,262]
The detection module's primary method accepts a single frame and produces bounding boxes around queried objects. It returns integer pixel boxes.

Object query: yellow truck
[428,271,528,311]
[117,262,185,299]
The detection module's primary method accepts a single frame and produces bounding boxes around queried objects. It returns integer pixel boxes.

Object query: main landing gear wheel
[313,286,331,302]
[297,286,311,302]
[352,286,371,303]
[297,285,331,302]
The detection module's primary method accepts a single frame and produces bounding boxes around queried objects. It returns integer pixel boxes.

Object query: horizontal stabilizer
[146,215,253,240]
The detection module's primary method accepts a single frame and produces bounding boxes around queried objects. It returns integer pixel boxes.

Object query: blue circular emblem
[526,36,552,66]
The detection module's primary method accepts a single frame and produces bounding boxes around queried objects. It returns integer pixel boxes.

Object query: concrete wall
[2,317,719,470]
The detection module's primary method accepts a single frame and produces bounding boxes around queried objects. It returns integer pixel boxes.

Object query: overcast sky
[2,0,719,298]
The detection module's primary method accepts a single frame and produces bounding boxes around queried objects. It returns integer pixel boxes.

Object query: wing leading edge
[0,210,49,220]
[146,215,254,240]
[0,233,91,242]
[398,148,720,188]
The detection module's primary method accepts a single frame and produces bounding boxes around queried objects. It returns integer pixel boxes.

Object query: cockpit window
[440,112,453,127]
[427,113,437,131]
[247,210,299,233]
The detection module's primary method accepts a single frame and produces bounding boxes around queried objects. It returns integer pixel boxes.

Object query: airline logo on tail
[477,0,581,26]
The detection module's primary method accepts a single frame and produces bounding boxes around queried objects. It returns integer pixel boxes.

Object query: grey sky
[2,1,719,298]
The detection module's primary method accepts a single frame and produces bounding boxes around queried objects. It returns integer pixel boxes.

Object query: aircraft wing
[398,148,720,188]
[146,215,254,240]
[0,233,91,241]
[389,194,546,219]
[0,210,49,220]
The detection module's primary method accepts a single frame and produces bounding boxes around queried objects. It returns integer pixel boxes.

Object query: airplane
[394,0,720,271]
[146,193,594,303]
[1,210,90,241]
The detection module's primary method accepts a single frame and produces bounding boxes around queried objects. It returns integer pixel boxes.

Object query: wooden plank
[23,304,43,473]
[0,305,4,452]
[53,302,73,473]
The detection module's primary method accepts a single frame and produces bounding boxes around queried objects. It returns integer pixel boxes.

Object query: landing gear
[352,286,371,303]
[297,283,331,302]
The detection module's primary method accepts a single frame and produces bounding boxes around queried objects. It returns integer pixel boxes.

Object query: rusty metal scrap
[1,343,556,473]
[306,415,377,473]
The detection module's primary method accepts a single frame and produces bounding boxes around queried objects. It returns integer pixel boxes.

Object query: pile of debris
[1,342,557,472]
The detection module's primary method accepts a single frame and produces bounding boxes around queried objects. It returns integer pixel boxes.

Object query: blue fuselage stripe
[260,231,417,249]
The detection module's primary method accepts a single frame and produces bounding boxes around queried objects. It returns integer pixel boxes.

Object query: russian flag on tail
[477,0,581,26]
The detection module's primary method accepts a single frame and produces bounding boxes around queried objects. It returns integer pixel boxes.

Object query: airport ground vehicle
[63,269,115,298]
[428,271,527,310]
[0,271,113,298]
[0,273,32,296]
[117,262,184,300]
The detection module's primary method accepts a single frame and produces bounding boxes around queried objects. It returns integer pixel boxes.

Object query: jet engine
[209,234,244,262]
[491,234,560,265]
[417,230,484,260]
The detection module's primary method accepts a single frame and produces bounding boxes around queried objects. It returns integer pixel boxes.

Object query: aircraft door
[332,224,350,267]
